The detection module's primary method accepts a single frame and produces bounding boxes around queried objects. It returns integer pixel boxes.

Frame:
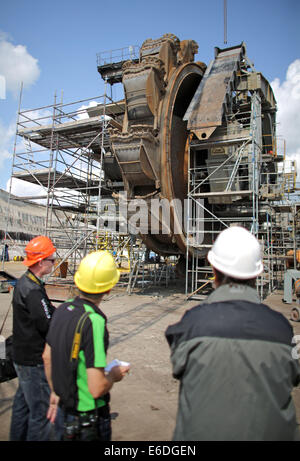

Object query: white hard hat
[207,226,263,279]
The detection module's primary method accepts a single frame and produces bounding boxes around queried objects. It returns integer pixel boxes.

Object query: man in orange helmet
[10,235,59,441]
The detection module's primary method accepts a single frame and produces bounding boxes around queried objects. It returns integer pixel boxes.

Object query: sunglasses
[44,258,56,263]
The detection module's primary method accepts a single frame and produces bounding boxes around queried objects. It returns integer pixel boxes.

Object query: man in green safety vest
[43,250,130,441]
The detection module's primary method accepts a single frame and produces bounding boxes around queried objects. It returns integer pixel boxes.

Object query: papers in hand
[105,359,130,372]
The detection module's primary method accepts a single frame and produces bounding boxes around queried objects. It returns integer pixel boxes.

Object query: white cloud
[0,74,5,99]
[0,34,41,188]
[18,108,53,129]
[0,119,15,169]
[0,106,54,184]
[76,101,98,120]
[6,177,81,207]
[75,101,112,124]
[271,59,300,181]
[7,177,47,203]
[0,34,40,97]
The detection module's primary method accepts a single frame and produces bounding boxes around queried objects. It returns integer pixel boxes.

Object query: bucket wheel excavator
[102,34,277,259]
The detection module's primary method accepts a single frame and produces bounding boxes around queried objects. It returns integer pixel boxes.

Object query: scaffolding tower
[7,87,126,280]
[185,89,299,300]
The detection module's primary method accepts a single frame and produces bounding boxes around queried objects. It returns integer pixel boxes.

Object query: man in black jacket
[10,236,58,441]
[166,226,300,441]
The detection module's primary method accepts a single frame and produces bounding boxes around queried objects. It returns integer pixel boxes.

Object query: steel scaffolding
[7,87,126,281]
[185,90,299,300]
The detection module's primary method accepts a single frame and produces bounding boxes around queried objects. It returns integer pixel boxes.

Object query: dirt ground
[1,261,300,441]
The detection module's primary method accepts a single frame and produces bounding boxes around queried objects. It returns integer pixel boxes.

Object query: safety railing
[97,46,140,66]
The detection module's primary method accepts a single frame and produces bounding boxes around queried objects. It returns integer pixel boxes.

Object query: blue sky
[0,0,300,193]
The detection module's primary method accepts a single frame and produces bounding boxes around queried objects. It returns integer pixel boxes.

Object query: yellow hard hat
[74,251,120,294]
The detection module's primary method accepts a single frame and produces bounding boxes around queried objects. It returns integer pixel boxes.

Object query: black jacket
[166,284,300,441]
[12,270,55,365]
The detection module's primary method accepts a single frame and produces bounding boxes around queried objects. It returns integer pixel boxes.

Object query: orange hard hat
[23,236,56,267]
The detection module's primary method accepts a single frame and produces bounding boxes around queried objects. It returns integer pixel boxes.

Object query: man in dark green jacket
[166,226,300,441]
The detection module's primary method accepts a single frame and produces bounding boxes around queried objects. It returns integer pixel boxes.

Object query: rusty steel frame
[101,34,277,261]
